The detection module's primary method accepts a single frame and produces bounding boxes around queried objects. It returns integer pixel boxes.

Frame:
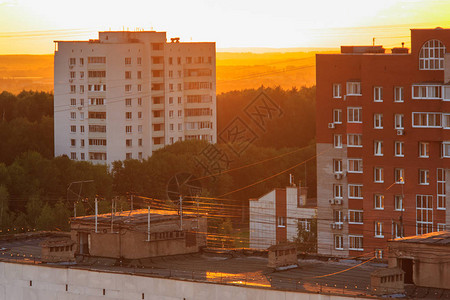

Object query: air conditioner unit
[329,199,335,205]
[334,199,342,205]
[334,173,343,180]
[328,123,335,129]
[397,129,404,136]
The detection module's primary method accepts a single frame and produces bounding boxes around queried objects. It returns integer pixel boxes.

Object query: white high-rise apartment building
[54,30,216,164]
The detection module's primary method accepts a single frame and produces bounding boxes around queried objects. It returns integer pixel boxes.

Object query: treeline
[0,91,54,165]
[0,87,316,233]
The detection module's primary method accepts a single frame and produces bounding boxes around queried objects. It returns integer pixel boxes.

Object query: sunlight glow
[0,0,449,53]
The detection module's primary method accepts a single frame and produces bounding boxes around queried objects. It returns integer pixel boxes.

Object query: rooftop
[391,231,450,246]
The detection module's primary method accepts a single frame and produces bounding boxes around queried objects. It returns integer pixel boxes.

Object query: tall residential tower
[316,28,450,258]
[54,31,216,164]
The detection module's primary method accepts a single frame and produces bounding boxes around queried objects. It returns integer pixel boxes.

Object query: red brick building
[316,28,450,258]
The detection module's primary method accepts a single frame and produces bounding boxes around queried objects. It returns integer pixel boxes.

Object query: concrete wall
[0,261,366,300]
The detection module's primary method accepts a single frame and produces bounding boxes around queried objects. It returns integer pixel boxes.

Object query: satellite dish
[166,173,202,207]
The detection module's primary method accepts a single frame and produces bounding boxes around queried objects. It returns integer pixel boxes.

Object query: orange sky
[0,0,450,54]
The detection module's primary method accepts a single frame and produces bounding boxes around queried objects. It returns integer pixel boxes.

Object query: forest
[0,87,316,237]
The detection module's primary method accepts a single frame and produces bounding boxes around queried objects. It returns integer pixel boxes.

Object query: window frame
[394,141,404,157]
[374,167,384,183]
[374,194,384,210]
[373,86,383,102]
[347,158,363,173]
[347,107,362,123]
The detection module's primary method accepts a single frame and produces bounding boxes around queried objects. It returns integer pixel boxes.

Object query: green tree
[294,218,317,253]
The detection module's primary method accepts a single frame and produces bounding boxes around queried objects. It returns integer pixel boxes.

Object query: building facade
[249,185,316,249]
[54,31,216,164]
[316,28,450,258]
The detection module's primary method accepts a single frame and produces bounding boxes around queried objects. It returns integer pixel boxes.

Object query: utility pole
[147,206,151,241]
[74,202,77,218]
[131,194,133,212]
[179,195,183,229]
[95,196,98,233]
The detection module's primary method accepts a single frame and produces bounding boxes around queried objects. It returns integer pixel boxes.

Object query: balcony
[152,116,164,124]
[152,130,164,138]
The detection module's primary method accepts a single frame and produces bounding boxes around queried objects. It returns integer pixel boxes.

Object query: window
[393,222,403,238]
[79,58,84,66]
[419,39,445,70]
[333,210,343,224]
[347,107,362,123]
[70,152,77,160]
[125,84,132,92]
[177,83,182,91]
[137,71,142,79]
[88,57,106,64]
[80,71,84,79]
[126,153,132,160]
[349,235,363,251]
[138,98,142,106]
[333,134,342,148]
[126,139,132,147]
[138,138,142,146]
[394,168,405,184]
[178,110,182,117]
[70,112,76,120]
[394,86,404,102]
[126,112,132,120]
[170,137,174,144]
[138,125,142,133]
[125,126,132,133]
[169,110,174,118]
[348,184,362,199]
[412,85,442,99]
[80,99,84,106]
[70,71,76,79]
[347,159,362,173]
[394,195,404,211]
[333,184,343,199]
[178,97,182,104]
[333,159,342,174]
[348,210,363,224]
[374,114,383,129]
[419,169,429,185]
[374,222,383,238]
[374,194,384,210]
[138,152,142,160]
[334,235,343,250]
[395,141,404,157]
[169,97,174,105]
[346,82,361,96]
[125,57,131,65]
[277,216,286,227]
[374,141,383,156]
[70,139,76,147]
[347,134,362,147]
[169,84,174,92]
[138,112,142,119]
[80,139,84,147]
[418,142,429,158]
[394,114,404,129]
[437,168,446,209]
[125,98,132,106]
[416,195,433,235]
[137,57,142,65]
[70,85,76,93]
[169,124,174,131]
[374,87,383,102]
[178,123,183,131]
[70,125,76,133]
[138,84,142,92]
[333,109,342,124]
[298,219,311,232]
[79,85,84,94]
[442,142,450,158]
[80,112,84,120]
[70,98,76,106]
[437,224,446,232]
[80,153,85,160]
[177,57,181,64]
[125,71,131,79]
[412,112,442,127]
[333,84,341,98]
[80,126,85,133]
[69,58,76,65]
[374,167,384,183]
